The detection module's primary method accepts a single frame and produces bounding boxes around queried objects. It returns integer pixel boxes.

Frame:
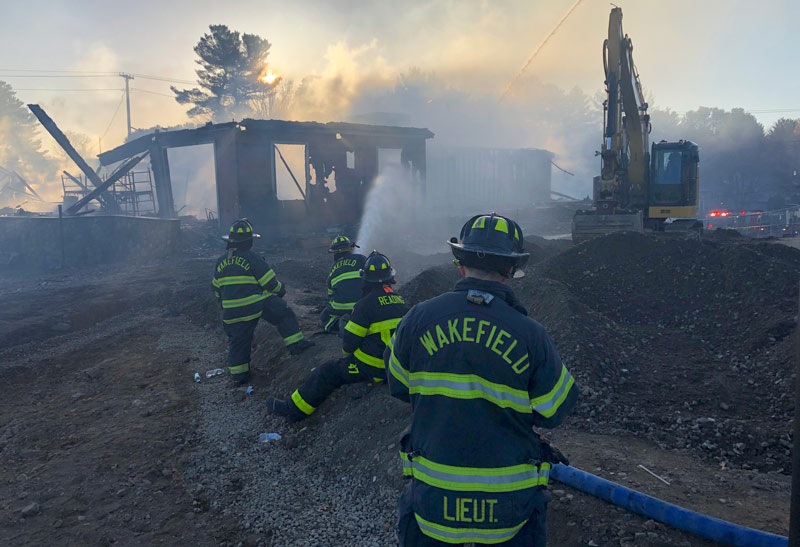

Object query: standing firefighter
[212,219,313,383]
[267,251,409,421]
[320,235,366,333]
[386,213,578,546]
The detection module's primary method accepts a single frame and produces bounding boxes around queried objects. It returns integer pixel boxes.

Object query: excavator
[572,7,700,242]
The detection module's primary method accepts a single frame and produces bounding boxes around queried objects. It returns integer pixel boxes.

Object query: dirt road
[0,241,791,546]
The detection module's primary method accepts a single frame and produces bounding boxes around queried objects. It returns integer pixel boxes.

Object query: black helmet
[448,213,529,278]
[361,250,396,284]
[328,234,359,254]
[222,218,260,243]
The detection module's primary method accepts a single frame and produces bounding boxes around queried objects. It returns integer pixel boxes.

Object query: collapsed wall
[0,215,181,269]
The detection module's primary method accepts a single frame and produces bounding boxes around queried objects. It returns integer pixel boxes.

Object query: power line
[501,0,586,99]
[101,91,126,139]
[0,71,195,85]
[0,69,117,74]
[14,87,123,91]
[131,73,195,85]
[131,87,175,98]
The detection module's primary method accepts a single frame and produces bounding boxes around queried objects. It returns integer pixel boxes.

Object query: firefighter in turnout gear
[320,235,366,333]
[267,251,409,421]
[386,214,578,546]
[212,219,313,383]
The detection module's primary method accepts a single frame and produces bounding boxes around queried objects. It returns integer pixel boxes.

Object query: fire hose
[551,464,788,546]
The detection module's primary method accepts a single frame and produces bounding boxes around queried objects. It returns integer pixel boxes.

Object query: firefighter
[212,219,313,384]
[386,213,578,546]
[267,250,409,421]
[320,235,366,333]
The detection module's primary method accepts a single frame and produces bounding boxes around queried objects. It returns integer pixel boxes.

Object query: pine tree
[172,25,274,122]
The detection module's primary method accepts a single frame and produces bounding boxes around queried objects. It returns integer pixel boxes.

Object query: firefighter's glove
[536,432,569,466]
[276,285,287,298]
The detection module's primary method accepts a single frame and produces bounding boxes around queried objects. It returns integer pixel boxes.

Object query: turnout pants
[289,356,374,417]
[319,306,349,333]
[396,484,548,547]
[223,297,305,383]
[262,296,305,347]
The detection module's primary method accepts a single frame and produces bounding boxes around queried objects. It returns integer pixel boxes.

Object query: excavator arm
[599,6,650,211]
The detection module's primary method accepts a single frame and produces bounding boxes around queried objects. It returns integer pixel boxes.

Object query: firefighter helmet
[361,250,396,284]
[222,218,260,242]
[448,213,529,278]
[328,234,359,254]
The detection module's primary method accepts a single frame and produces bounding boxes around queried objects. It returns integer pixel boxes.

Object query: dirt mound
[520,232,798,474]
[538,231,799,352]
[399,263,460,305]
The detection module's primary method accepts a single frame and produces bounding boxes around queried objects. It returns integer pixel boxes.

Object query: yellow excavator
[572,7,701,242]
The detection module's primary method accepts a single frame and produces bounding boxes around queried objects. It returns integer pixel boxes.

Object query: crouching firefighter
[320,235,366,333]
[267,250,409,421]
[385,213,579,546]
[212,219,313,383]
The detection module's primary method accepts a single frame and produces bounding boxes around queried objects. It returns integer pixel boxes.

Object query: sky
[1,0,799,156]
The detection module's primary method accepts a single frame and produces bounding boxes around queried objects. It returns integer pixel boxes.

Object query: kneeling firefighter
[386,213,578,546]
[267,250,409,421]
[320,235,366,333]
[212,219,313,383]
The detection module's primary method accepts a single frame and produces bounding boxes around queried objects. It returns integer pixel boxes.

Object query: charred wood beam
[273,144,307,200]
[27,104,116,211]
[67,152,148,215]
[149,145,175,218]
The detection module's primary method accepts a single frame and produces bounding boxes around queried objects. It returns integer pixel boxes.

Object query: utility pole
[119,73,134,138]
[790,284,800,546]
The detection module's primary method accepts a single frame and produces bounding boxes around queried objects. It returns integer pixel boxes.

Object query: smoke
[356,165,442,255]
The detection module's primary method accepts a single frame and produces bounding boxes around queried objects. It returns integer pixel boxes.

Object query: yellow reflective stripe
[221,293,267,309]
[367,318,402,335]
[214,291,220,299]
[330,270,362,287]
[330,300,356,311]
[494,217,509,233]
[354,349,384,369]
[228,363,249,374]
[388,341,409,388]
[258,269,276,285]
[222,311,262,324]
[472,216,486,229]
[399,453,549,493]
[284,332,304,345]
[212,278,221,288]
[408,372,532,414]
[530,364,575,418]
[414,513,527,545]
[291,389,315,415]
[216,276,259,286]
[327,288,333,296]
[344,321,368,337]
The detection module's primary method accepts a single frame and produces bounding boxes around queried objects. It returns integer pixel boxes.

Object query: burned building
[98,119,433,235]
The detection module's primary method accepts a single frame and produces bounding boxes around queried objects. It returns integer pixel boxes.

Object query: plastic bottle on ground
[205,368,225,378]
[258,432,281,443]
[193,373,201,383]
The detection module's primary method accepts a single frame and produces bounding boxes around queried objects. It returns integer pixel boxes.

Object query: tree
[172,25,276,122]
[0,80,52,178]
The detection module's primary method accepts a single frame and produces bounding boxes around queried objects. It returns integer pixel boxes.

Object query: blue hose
[551,464,788,547]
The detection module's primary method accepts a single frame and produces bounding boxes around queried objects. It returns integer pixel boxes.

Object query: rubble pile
[402,232,798,474]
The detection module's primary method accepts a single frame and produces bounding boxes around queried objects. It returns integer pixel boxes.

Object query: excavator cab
[648,140,699,222]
